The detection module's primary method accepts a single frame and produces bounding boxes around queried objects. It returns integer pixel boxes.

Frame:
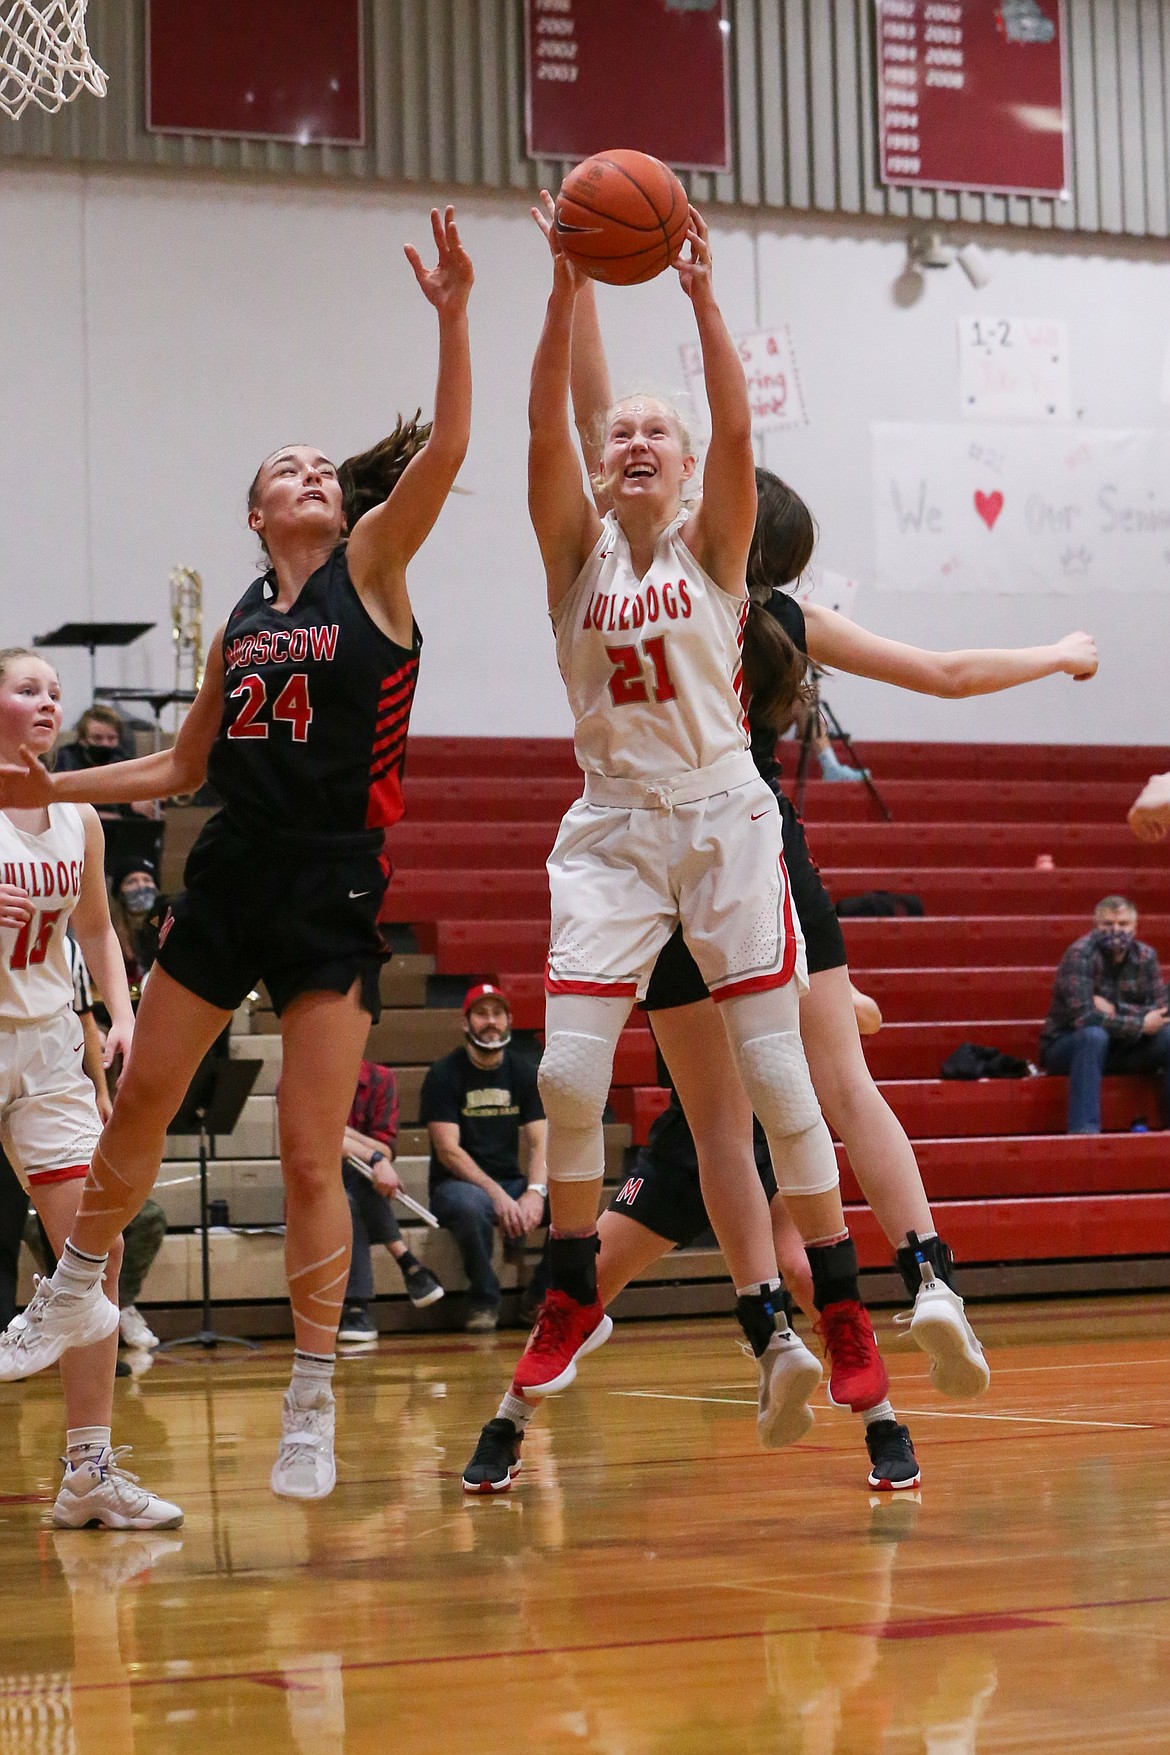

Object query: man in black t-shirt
[420,984,547,1331]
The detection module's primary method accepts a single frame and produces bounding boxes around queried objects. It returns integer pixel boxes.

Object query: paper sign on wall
[681,326,808,437]
[873,422,1170,594]
[796,565,860,623]
[958,316,1071,422]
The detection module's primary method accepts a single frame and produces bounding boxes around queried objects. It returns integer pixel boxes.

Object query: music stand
[160,1054,263,1352]
[34,622,155,699]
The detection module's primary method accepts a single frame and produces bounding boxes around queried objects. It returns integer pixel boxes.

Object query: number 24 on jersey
[227,673,314,742]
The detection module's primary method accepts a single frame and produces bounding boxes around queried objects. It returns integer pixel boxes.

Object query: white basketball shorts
[0,1010,101,1191]
[545,776,806,1003]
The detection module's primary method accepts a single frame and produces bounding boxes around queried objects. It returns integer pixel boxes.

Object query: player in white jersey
[0,648,181,1529]
[506,207,887,1419]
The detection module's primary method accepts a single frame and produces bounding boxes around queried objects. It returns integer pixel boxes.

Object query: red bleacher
[387,739,1170,1274]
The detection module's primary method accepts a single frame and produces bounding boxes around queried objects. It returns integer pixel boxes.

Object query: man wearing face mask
[56,707,159,823]
[1040,896,1170,1134]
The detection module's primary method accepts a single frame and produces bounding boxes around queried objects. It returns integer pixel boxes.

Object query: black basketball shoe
[865,1419,921,1491]
[462,1418,523,1494]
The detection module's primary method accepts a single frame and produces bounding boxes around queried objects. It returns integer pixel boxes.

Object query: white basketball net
[0,1,106,120]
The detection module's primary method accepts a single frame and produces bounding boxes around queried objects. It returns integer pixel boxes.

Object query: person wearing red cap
[419,984,548,1330]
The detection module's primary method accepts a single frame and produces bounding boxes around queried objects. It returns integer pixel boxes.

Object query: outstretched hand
[404,205,474,317]
[1056,630,1098,681]
[674,205,713,302]
[0,746,53,811]
[532,188,590,293]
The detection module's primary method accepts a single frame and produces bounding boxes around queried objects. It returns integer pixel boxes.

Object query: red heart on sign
[974,490,1004,529]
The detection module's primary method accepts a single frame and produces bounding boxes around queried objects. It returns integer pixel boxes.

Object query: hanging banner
[873,423,1170,595]
[525,0,730,172]
[147,0,364,144]
[876,0,1067,197]
[958,315,1072,422]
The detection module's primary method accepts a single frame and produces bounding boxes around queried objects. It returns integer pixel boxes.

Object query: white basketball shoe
[271,1387,337,1500]
[52,1447,184,1530]
[900,1276,990,1399]
[0,1274,120,1382]
[752,1325,823,1449]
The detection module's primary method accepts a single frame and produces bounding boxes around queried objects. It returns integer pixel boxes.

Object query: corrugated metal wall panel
[0,1,1167,242]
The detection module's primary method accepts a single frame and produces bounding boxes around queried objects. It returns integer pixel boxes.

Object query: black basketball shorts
[607,1096,779,1249]
[642,793,845,1011]
[155,812,388,1019]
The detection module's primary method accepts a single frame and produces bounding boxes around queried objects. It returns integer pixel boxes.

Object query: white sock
[735,1278,784,1299]
[54,1240,108,1295]
[861,1400,896,1429]
[290,1350,335,1406]
[497,1391,534,1431]
[66,1425,111,1468]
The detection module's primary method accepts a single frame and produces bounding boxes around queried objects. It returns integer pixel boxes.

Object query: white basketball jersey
[0,804,86,1024]
[552,510,750,787]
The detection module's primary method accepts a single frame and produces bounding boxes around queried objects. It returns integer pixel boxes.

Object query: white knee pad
[736,1031,822,1137]
[735,1031,839,1197]
[539,1032,615,1182]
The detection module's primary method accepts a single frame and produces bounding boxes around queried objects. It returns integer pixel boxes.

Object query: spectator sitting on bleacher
[109,859,164,1000]
[336,1058,444,1343]
[54,705,157,822]
[420,984,547,1332]
[1039,895,1170,1134]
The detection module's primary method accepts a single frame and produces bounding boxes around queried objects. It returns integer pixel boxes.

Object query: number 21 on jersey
[605,636,677,707]
[227,673,314,742]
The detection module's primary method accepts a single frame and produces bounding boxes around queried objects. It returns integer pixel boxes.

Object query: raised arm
[347,206,473,646]
[803,604,1099,697]
[0,636,226,810]
[528,234,603,611]
[677,210,756,595]
[533,191,612,500]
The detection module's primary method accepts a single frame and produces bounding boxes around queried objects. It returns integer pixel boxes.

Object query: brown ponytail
[741,468,819,730]
[742,606,809,731]
[339,411,433,529]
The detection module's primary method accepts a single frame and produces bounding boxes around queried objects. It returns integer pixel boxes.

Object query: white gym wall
[1,165,1167,743]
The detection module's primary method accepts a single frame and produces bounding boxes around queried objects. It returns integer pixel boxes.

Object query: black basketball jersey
[748,588,807,788]
[206,543,421,847]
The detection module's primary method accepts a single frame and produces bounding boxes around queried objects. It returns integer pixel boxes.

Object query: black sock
[895,1231,957,1300]
[549,1233,599,1305]
[396,1249,419,1273]
[734,1289,780,1359]
[808,1237,861,1311]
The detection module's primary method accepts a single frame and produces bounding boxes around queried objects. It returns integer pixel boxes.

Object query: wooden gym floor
[2,1296,1169,1754]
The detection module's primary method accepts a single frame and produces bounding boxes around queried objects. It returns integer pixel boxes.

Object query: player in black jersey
[0,206,473,1501]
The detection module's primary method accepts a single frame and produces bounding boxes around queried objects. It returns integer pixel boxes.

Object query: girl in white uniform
[0,649,181,1529]
[508,211,887,1421]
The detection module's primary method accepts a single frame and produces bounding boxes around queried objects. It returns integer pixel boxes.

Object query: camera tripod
[794,669,891,821]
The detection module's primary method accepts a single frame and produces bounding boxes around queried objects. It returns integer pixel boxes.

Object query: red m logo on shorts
[615,1177,643,1205]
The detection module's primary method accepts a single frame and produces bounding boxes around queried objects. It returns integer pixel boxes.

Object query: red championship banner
[525,0,730,173]
[147,0,364,145]
[876,0,1068,197]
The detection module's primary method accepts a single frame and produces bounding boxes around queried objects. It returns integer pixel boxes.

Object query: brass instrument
[169,566,204,731]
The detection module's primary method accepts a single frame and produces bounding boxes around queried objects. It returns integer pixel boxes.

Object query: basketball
[554,149,690,287]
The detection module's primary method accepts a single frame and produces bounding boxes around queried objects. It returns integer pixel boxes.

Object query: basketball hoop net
[0,1,106,120]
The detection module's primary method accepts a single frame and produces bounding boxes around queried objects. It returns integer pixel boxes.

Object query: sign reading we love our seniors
[872,424,1170,595]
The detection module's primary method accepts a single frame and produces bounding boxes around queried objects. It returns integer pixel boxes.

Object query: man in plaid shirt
[337,1059,445,1342]
[1040,895,1170,1133]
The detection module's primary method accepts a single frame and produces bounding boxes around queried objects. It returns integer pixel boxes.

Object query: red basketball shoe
[511,1290,613,1399]
[815,1300,890,1412]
